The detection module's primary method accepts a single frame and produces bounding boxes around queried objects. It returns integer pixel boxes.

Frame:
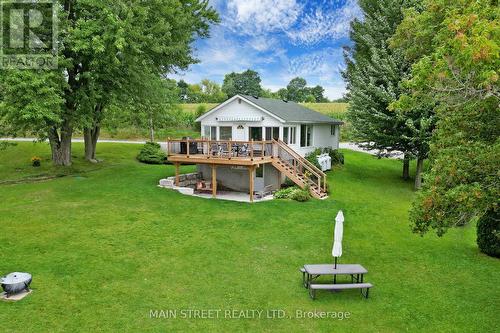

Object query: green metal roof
[241,95,343,125]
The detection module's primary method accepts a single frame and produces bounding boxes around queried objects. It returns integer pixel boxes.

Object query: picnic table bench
[300,264,372,299]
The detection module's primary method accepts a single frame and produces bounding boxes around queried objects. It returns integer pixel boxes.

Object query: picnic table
[301,264,368,288]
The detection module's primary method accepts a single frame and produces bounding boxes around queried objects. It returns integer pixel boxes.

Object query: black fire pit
[1,272,32,297]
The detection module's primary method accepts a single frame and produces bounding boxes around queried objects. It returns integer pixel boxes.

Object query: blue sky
[172,0,362,100]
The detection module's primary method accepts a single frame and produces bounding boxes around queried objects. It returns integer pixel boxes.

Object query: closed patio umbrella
[332,210,344,269]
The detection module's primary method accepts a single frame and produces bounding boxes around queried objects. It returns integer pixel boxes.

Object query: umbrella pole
[334,257,337,269]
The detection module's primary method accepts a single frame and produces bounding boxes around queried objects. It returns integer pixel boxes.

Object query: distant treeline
[174,69,346,104]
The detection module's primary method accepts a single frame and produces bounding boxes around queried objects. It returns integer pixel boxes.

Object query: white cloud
[287,0,361,45]
[288,48,345,82]
[225,0,302,35]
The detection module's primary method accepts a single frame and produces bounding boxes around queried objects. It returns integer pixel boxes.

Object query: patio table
[302,264,368,288]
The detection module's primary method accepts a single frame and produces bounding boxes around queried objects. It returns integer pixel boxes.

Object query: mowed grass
[0,143,498,332]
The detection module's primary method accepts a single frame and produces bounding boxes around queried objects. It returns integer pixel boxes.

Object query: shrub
[31,156,41,167]
[274,186,296,199]
[289,187,311,202]
[137,142,167,164]
[477,209,500,258]
[326,148,344,165]
[305,147,345,170]
[305,148,322,169]
[274,186,311,202]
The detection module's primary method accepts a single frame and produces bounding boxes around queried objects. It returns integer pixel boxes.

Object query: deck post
[211,164,217,198]
[175,162,180,186]
[249,165,254,203]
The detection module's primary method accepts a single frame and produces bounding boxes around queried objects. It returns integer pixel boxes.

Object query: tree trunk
[84,125,100,162]
[48,122,73,166]
[414,157,425,190]
[83,104,103,162]
[149,116,155,142]
[402,153,410,181]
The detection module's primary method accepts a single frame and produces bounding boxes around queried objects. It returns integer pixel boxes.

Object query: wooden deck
[166,139,328,202]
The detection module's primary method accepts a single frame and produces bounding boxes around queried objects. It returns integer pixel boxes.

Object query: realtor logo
[0,0,58,69]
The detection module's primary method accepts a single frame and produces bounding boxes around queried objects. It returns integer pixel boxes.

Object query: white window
[283,126,296,144]
[300,125,312,147]
[219,126,232,140]
[265,127,279,140]
[331,125,336,136]
[205,126,216,140]
[290,127,296,144]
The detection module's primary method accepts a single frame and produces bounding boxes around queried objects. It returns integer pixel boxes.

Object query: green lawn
[0,143,498,332]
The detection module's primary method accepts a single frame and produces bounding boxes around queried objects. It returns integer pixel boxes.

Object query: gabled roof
[196,94,343,125]
[241,95,343,124]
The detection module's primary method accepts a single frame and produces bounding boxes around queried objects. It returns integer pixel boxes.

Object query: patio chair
[238,144,249,157]
[254,184,274,199]
[196,181,212,194]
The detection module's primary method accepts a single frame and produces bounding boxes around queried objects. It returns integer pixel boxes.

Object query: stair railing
[272,140,327,195]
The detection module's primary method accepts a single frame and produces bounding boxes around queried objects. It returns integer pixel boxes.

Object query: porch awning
[216,116,263,122]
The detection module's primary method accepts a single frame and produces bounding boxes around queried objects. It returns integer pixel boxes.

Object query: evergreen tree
[343,0,419,179]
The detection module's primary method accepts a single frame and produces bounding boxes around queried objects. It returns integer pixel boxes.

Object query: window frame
[300,125,312,147]
[219,126,232,140]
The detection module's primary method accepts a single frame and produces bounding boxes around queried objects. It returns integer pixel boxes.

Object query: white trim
[195,94,286,123]
[216,116,262,122]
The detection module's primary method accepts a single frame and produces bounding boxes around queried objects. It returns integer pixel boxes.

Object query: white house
[196,94,342,156]
[166,94,343,201]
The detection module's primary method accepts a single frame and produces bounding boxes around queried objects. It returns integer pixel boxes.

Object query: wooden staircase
[271,140,328,199]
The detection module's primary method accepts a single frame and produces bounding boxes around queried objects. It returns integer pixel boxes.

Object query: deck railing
[166,138,274,160]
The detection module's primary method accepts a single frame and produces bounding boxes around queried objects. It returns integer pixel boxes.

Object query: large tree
[0,0,218,165]
[221,69,262,97]
[286,77,308,102]
[343,0,420,180]
[393,0,499,255]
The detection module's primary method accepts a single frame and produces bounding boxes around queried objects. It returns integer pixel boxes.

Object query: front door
[234,124,246,141]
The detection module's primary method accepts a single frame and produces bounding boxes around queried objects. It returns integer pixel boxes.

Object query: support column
[277,170,282,190]
[175,163,180,186]
[211,164,217,198]
[249,165,254,203]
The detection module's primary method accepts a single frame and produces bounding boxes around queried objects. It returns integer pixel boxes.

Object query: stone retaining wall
[159,172,202,188]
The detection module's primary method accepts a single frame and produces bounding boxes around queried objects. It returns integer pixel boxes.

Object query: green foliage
[0,0,219,165]
[222,70,262,97]
[136,142,166,164]
[273,186,297,199]
[477,209,500,258]
[178,79,227,103]
[305,149,322,169]
[289,186,312,202]
[305,148,345,169]
[343,0,417,154]
[286,77,308,102]
[274,186,311,202]
[398,0,500,245]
